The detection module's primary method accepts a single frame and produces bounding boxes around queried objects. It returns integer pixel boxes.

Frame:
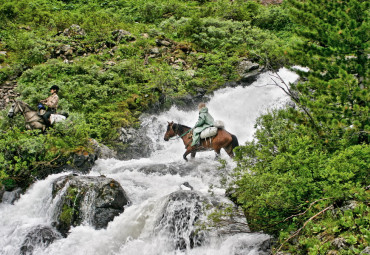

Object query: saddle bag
[50,114,67,124]
[200,127,218,139]
[213,120,225,129]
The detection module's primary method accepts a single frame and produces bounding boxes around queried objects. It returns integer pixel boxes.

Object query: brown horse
[164,121,239,161]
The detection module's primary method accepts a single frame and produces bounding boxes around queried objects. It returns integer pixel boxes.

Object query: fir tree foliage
[229,0,369,252]
[286,0,369,145]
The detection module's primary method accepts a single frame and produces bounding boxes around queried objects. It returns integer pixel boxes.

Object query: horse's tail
[231,134,239,150]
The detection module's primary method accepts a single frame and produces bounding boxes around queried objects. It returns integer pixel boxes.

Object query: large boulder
[89,138,117,159]
[20,226,61,255]
[1,187,22,204]
[155,190,209,250]
[116,126,153,160]
[237,59,264,82]
[52,175,129,236]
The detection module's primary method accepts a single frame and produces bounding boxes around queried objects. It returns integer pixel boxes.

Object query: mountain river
[0,68,299,255]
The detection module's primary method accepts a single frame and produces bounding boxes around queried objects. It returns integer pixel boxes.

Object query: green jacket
[191,107,214,146]
[194,107,214,131]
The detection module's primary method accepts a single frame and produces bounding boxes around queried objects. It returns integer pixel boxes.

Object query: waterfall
[0,68,299,255]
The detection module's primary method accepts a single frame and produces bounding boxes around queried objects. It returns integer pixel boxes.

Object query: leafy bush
[0,113,91,190]
[231,109,369,234]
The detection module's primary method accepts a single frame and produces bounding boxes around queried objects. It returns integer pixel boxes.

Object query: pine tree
[286,0,369,146]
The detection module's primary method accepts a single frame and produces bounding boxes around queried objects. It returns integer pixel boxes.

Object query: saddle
[200,127,218,139]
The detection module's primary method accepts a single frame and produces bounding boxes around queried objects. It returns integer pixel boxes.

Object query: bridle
[169,123,192,140]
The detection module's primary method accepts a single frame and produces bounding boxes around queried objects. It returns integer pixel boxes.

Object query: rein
[170,124,192,140]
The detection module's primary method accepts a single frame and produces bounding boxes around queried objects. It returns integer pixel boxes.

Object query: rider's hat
[50,85,59,92]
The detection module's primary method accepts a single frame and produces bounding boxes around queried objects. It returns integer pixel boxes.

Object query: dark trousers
[43,108,56,125]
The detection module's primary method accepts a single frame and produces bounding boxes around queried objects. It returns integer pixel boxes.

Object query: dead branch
[282,197,333,223]
[275,204,334,254]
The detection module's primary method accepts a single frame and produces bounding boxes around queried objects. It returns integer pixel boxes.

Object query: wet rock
[89,138,117,159]
[20,226,61,255]
[52,175,129,236]
[0,185,4,203]
[155,190,208,250]
[1,187,22,204]
[72,151,97,173]
[180,182,193,191]
[117,126,153,160]
[237,59,264,82]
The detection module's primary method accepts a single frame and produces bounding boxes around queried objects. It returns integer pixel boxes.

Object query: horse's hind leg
[191,151,196,158]
[214,148,221,160]
[223,142,234,158]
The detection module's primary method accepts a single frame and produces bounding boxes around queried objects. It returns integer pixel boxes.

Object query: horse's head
[164,121,177,141]
[7,101,21,118]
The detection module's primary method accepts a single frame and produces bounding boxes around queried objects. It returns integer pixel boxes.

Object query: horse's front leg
[191,151,196,158]
[183,147,193,161]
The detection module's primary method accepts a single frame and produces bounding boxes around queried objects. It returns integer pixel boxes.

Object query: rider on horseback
[39,85,59,126]
[191,103,214,147]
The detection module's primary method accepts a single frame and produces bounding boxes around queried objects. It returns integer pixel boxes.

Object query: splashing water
[0,69,299,255]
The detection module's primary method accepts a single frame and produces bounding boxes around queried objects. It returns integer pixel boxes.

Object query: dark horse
[164,121,239,161]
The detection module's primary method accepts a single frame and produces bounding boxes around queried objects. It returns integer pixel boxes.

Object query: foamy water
[0,68,299,255]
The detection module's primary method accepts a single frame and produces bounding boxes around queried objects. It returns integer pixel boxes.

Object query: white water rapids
[0,68,299,255]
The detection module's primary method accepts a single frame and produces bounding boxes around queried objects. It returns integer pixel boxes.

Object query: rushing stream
[0,68,299,255]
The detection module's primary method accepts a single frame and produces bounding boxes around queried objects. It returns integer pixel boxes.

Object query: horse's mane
[173,123,191,134]
[16,100,36,111]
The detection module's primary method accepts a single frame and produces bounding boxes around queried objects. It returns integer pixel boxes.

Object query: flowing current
[0,69,299,255]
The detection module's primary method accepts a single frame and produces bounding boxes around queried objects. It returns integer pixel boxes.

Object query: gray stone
[1,188,22,204]
[150,47,160,55]
[237,60,264,82]
[20,226,61,255]
[63,24,86,37]
[360,247,370,254]
[0,185,4,203]
[155,39,172,47]
[117,126,153,160]
[112,29,135,42]
[332,237,348,249]
[52,175,129,236]
[89,139,117,159]
[155,191,208,250]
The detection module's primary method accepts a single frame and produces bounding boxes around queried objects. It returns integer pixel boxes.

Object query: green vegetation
[0,0,368,253]
[227,0,369,253]
[0,0,292,189]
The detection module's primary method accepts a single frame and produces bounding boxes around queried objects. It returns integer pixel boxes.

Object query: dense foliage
[0,0,368,253]
[0,0,292,189]
[229,0,369,253]
[0,0,293,188]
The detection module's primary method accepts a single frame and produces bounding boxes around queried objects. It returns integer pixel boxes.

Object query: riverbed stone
[237,59,264,82]
[52,175,129,236]
[156,190,208,250]
[20,226,62,255]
